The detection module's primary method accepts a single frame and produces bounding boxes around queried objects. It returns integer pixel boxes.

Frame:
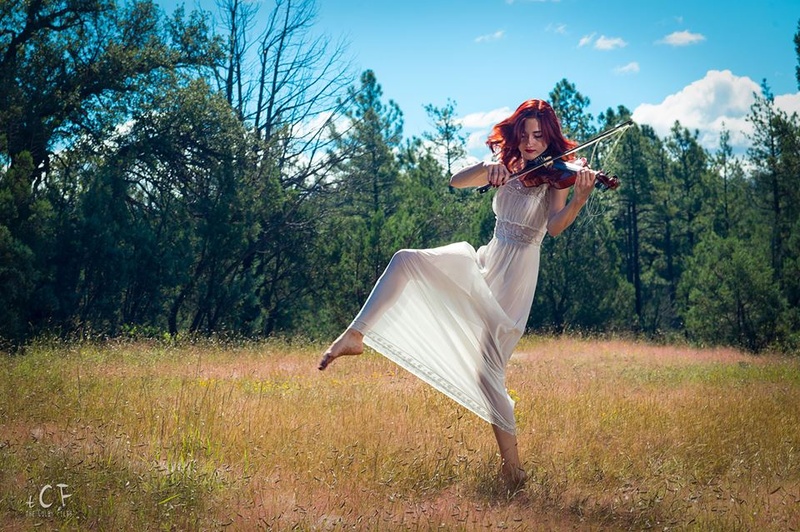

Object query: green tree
[795,18,800,88]
[746,81,800,345]
[391,140,449,249]
[423,99,467,177]
[336,70,403,216]
[633,125,678,333]
[49,78,256,335]
[600,107,653,331]
[0,0,218,341]
[333,69,404,285]
[711,127,749,238]
[747,81,800,284]
[549,78,596,141]
[641,122,713,330]
[210,0,354,337]
[666,124,714,251]
[393,137,487,250]
[680,233,786,351]
[0,0,218,178]
[0,155,38,343]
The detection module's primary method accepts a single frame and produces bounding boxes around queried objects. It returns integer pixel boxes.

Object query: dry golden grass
[1,336,799,531]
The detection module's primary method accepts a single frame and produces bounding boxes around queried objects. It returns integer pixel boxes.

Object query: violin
[477,156,619,193]
[519,157,619,191]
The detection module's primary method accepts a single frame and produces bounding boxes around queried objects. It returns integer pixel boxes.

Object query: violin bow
[477,119,635,194]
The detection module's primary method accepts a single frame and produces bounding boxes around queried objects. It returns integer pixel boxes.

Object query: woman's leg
[318,328,364,370]
[475,333,527,490]
[492,425,528,490]
[318,250,414,370]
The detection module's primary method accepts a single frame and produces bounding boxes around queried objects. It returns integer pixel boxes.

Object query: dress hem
[364,330,517,435]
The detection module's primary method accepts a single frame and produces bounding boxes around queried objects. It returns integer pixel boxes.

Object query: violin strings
[587,140,599,168]
[578,193,604,228]
[577,124,629,229]
[604,127,626,168]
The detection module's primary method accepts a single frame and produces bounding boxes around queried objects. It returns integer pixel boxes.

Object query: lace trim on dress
[365,329,517,435]
[494,219,545,245]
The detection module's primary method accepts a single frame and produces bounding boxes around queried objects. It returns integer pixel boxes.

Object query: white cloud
[595,35,627,50]
[630,69,782,151]
[456,72,800,161]
[459,107,512,129]
[292,110,335,139]
[475,30,505,43]
[775,92,800,117]
[658,30,705,46]
[465,131,491,161]
[546,22,567,35]
[578,33,596,47]
[456,107,515,163]
[614,62,640,74]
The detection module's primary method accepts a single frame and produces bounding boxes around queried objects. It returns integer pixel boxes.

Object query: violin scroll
[593,171,619,191]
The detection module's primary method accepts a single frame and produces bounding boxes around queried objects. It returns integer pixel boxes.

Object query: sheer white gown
[349,180,551,435]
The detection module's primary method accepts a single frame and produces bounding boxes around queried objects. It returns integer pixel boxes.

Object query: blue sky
[167,0,800,159]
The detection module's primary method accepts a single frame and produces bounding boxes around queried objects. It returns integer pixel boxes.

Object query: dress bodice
[491,179,550,246]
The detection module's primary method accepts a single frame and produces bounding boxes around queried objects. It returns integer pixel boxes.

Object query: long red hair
[486,99,578,172]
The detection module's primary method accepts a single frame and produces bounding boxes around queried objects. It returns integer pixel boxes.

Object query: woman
[318,99,598,489]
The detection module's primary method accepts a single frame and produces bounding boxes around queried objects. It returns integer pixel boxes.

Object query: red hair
[486,99,578,172]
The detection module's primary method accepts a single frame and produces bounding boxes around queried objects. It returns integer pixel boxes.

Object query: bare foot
[318,329,364,370]
[500,462,528,492]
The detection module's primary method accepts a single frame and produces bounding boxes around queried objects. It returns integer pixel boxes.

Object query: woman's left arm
[546,167,597,237]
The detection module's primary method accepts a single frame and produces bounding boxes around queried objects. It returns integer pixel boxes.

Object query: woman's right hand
[485,161,511,187]
[450,160,511,189]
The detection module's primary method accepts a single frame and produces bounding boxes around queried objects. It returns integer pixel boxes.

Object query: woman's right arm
[450,161,510,189]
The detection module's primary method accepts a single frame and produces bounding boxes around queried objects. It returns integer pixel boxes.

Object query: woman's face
[519,117,548,161]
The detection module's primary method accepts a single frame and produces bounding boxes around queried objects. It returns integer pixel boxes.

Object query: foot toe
[318,353,332,370]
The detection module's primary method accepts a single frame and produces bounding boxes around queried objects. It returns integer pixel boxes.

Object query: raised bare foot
[318,329,364,370]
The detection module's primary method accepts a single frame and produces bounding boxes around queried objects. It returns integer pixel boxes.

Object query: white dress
[349,180,550,434]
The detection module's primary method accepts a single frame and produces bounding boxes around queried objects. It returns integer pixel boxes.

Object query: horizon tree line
[1,1,798,354]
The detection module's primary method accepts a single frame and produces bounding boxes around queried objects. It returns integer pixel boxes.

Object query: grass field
[1,336,799,531]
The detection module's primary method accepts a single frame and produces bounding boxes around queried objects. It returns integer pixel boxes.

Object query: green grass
[1,336,798,530]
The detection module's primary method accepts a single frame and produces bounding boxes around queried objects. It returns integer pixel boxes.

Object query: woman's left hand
[572,167,597,203]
